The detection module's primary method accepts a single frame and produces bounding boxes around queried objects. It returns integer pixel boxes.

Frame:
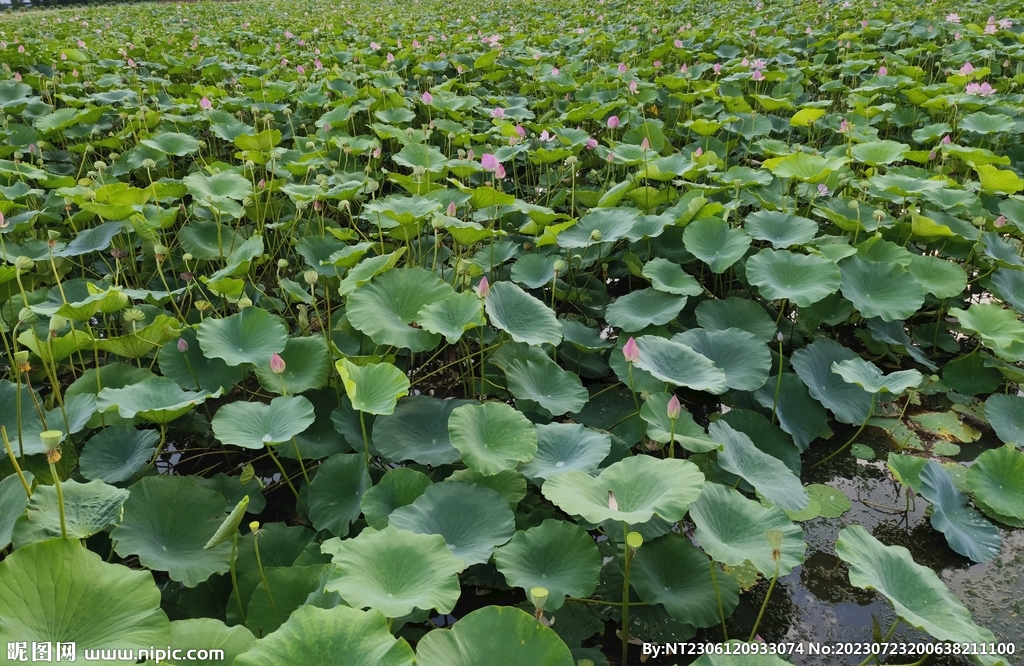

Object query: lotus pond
[1,0,1024,664]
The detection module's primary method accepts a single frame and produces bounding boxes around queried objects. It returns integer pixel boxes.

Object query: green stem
[142,424,169,474]
[749,557,780,641]
[710,559,728,641]
[811,393,876,469]
[252,529,280,628]
[359,410,371,468]
[626,363,645,441]
[856,618,902,666]
[564,597,648,607]
[770,338,784,425]
[668,418,676,459]
[231,532,246,625]
[50,460,68,539]
[291,437,310,484]
[621,522,633,666]
[265,446,300,500]
[1,426,32,498]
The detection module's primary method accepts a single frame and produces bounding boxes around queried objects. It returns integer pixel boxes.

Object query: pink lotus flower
[284,31,294,38]
[322,123,331,133]
[653,60,661,68]
[446,201,457,216]
[77,39,85,48]
[861,20,868,28]
[280,58,288,66]
[713,62,722,74]
[817,183,830,196]
[674,39,683,48]
[370,41,380,50]
[0,211,7,229]
[515,125,526,138]
[475,276,490,298]
[60,52,67,61]
[127,58,136,68]
[667,394,681,419]
[200,97,212,110]
[387,53,395,62]
[984,24,996,35]
[839,118,849,133]
[18,45,25,53]
[539,130,552,141]
[551,67,560,76]
[680,63,688,74]
[296,65,305,75]
[495,163,506,179]
[617,62,627,74]
[995,215,1006,228]
[491,107,504,118]
[314,59,323,70]
[586,137,598,150]
[752,69,765,81]
[622,337,640,363]
[422,91,433,104]
[966,81,995,96]
[694,147,704,157]
[878,65,887,76]
[999,19,1012,29]
[742,58,749,67]
[942,135,951,145]
[960,62,974,76]
[945,13,961,23]
[177,338,189,353]
[628,80,638,93]
[607,115,620,129]
[481,153,500,172]
[269,353,286,375]
[257,178,266,190]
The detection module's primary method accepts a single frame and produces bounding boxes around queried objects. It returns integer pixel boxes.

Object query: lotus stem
[290,437,310,484]
[264,446,300,500]
[50,458,68,539]
[565,597,647,607]
[621,523,634,666]
[856,618,902,666]
[252,527,280,628]
[668,418,676,459]
[749,557,779,642]
[626,363,645,441]
[1,426,32,498]
[359,410,371,468]
[142,424,169,475]
[770,336,784,425]
[230,532,246,624]
[811,392,876,469]
[710,559,728,641]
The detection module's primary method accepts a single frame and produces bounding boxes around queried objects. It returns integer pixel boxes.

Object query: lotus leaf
[448,401,538,475]
[416,606,574,666]
[518,422,612,481]
[196,308,288,367]
[484,281,563,346]
[213,396,316,448]
[919,461,1001,563]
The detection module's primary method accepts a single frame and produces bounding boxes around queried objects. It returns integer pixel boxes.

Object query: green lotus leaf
[830,358,922,395]
[361,467,433,529]
[159,328,244,393]
[79,426,159,483]
[244,564,329,636]
[389,481,515,566]
[719,409,801,475]
[976,164,1024,194]
[347,267,454,352]
[985,394,1024,448]
[633,336,728,393]
[682,217,751,273]
[743,210,818,249]
[990,269,1024,312]
[417,291,486,344]
[307,453,372,537]
[641,258,703,296]
[510,254,558,289]
[484,281,563,346]
[690,483,805,577]
[951,304,1024,356]
[851,140,909,166]
[13,479,129,547]
[446,468,527,509]
[542,456,704,525]
[629,533,740,628]
[336,359,410,416]
[518,422,612,481]
[965,446,1024,527]
[640,392,719,453]
[754,373,831,452]
[504,358,588,415]
[372,396,473,465]
[919,461,1001,563]
[196,308,288,367]
[0,472,33,550]
[234,605,414,666]
[213,396,316,449]
[253,336,331,395]
[839,256,925,322]
[766,152,846,182]
[0,539,170,661]
[792,339,873,425]
[556,207,639,248]
[981,232,1024,269]
[416,606,574,666]
[807,483,852,518]
[96,377,220,425]
[448,401,538,475]
[710,421,808,512]
[322,526,463,618]
[184,170,253,202]
[493,520,600,611]
[745,249,840,307]
[605,288,687,331]
[141,132,201,156]
[337,250,406,296]
[960,112,1015,135]
[907,254,967,299]
[560,319,613,351]
[695,297,777,342]
[836,525,1000,663]
[674,328,771,393]
[111,476,232,587]
[166,619,255,666]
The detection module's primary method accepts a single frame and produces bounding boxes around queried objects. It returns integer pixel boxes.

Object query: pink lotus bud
[0,211,7,229]
[586,137,598,150]
[878,65,887,76]
[495,163,506,179]
[674,39,683,48]
[640,137,650,150]
[752,69,765,81]
[839,119,849,133]
[177,338,189,353]
[296,65,305,74]
[628,80,638,93]
[475,276,490,298]
[695,147,704,157]
[446,201,457,217]
[551,67,560,75]
[127,58,136,68]
[72,69,78,78]
[607,115,620,129]
[372,146,382,159]
[269,353,286,375]
[200,97,212,110]
[515,125,526,138]
[257,178,266,190]
[491,107,504,118]
[617,62,627,74]
[623,337,640,363]
[481,153,499,172]
[995,215,1007,228]
[314,59,323,70]
[667,395,681,419]
[14,72,22,82]
[653,60,661,68]
[422,91,433,104]
[18,45,25,53]
[323,123,332,133]
[959,62,974,76]
[942,135,951,145]
[540,130,551,141]
[387,53,395,62]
